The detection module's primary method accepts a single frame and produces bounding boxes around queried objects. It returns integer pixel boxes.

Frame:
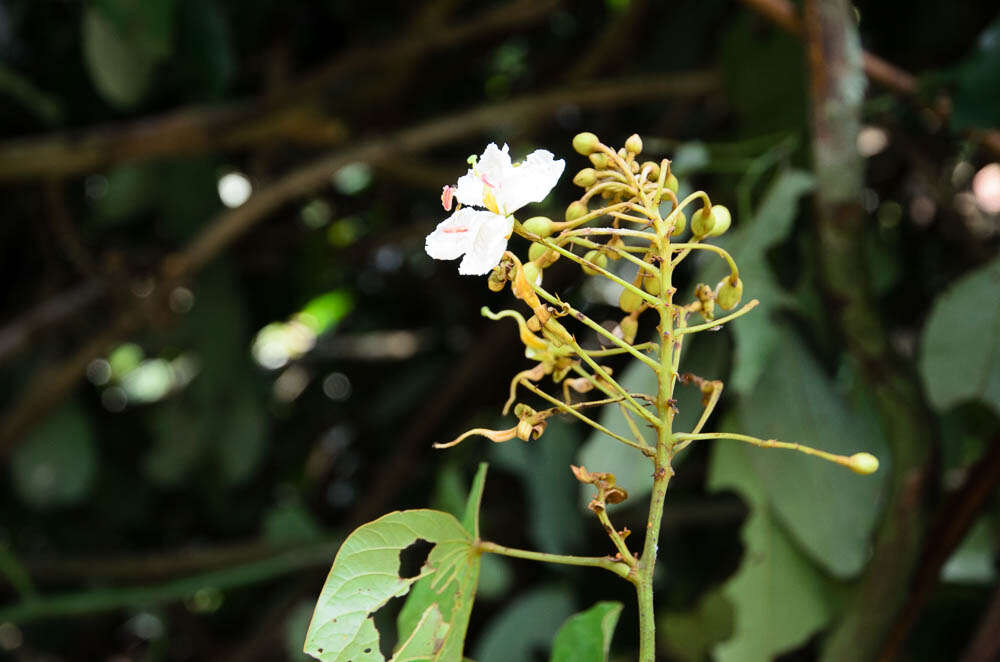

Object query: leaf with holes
[303,509,480,662]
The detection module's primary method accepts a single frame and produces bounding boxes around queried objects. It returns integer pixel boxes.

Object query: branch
[803,2,934,661]
[738,0,1000,159]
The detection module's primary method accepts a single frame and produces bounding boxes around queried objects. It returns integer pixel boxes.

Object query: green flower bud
[589,152,609,169]
[522,261,541,286]
[642,273,661,295]
[566,201,588,222]
[573,168,598,187]
[715,276,743,310]
[606,234,625,258]
[625,133,643,154]
[573,132,600,155]
[848,452,880,475]
[706,205,731,237]
[670,210,687,237]
[619,288,643,314]
[691,206,715,237]
[528,241,548,262]
[642,161,660,180]
[522,216,554,237]
[665,173,679,194]
[620,316,638,344]
[582,249,608,276]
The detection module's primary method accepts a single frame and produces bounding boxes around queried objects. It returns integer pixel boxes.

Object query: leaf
[491,419,584,553]
[660,590,734,662]
[175,0,234,99]
[951,16,1000,130]
[11,401,97,509]
[698,169,815,394]
[549,601,623,662]
[919,253,1000,417]
[471,585,575,662]
[708,438,833,662]
[304,510,480,662]
[735,326,888,577]
[395,464,488,660]
[577,329,730,506]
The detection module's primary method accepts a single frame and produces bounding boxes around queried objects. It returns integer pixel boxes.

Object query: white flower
[425,143,564,275]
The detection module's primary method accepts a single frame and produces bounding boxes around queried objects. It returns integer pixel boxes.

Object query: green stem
[676,299,758,335]
[476,541,631,579]
[673,431,856,469]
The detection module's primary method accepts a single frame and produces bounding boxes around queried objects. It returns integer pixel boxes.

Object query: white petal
[495,149,565,214]
[454,143,511,208]
[458,213,513,275]
[424,208,482,260]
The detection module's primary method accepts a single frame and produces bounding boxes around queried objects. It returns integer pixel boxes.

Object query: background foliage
[0,0,998,660]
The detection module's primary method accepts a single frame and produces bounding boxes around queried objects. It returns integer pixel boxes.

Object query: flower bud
[691,207,714,236]
[581,249,608,276]
[566,201,588,222]
[642,161,660,180]
[848,452,879,475]
[630,161,640,173]
[522,261,541,286]
[619,288,643,314]
[488,265,508,292]
[573,132,600,155]
[715,277,743,310]
[705,205,731,237]
[606,234,625,258]
[642,272,661,295]
[589,152,609,169]
[625,133,643,154]
[620,316,638,344]
[528,242,547,262]
[522,216,554,237]
[670,210,687,237]
[573,168,598,187]
[665,173,679,194]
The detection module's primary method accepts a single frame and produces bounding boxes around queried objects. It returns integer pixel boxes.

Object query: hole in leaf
[398,538,433,579]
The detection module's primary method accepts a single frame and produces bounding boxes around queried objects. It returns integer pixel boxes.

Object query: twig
[0,279,106,365]
[737,0,1000,159]
[959,578,1000,662]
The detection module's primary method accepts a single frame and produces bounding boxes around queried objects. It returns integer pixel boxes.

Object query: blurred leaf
[216,389,267,485]
[578,330,730,506]
[549,601,622,662]
[285,601,315,662]
[919,253,1000,417]
[699,169,815,394]
[708,437,833,662]
[91,164,158,226]
[0,64,63,124]
[472,585,575,662]
[952,16,1000,130]
[736,326,888,577]
[941,516,998,584]
[298,290,353,335]
[671,142,711,176]
[475,554,513,601]
[660,589,734,662]
[11,401,97,509]
[264,500,323,546]
[176,0,234,99]
[491,419,584,553]
[304,510,479,662]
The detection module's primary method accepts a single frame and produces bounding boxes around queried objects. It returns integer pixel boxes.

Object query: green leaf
[304,510,479,662]
[577,329,730,506]
[919,253,1000,417]
[660,590,734,662]
[952,17,1000,130]
[735,326,888,577]
[708,437,833,662]
[698,169,815,394]
[472,585,575,662]
[491,419,584,553]
[549,601,623,662]
[11,401,97,509]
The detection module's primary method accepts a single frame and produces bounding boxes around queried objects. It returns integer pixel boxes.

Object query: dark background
[0,1,998,660]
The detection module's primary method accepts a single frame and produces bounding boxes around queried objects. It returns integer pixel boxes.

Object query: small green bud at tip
[625,134,643,154]
[848,452,879,475]
[573,132,600,155]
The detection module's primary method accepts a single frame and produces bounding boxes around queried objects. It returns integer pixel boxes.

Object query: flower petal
[455,143,511,208]
[424,207,483,260]
[458,212,514,275]
[496,149,565,214]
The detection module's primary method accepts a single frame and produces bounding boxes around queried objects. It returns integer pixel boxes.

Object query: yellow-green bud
[848,452,880,475]
[691,206,715,236]
[528,241,548,262]
[706,205,731,237]
[522,216,554,237]
[670,210,687,237]
[642,161,660,180]
[522,261,541,286]
[589,152,609,169]
[620,316,638,344]
[573,132,600,155]
[582,249,608,276]
[630,161,640,173]
[665,173,679,194]
[625,133,643,154]
[715,276,743,310]
[566,201,588,222]
[487,268,507,292]
[619,288,643,314]
[642,273,661,295]
[606,234,625,258]
[573,168,597,187]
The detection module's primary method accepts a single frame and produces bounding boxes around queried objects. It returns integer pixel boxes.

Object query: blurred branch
[0,71,720,459]
[566,0,649,80]
[960,577,1000,662]
[737,0,1000,159]
[879,436,1000,661]
[0,0,561,181]
[803,2,934,662]
[0,279,106,365]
